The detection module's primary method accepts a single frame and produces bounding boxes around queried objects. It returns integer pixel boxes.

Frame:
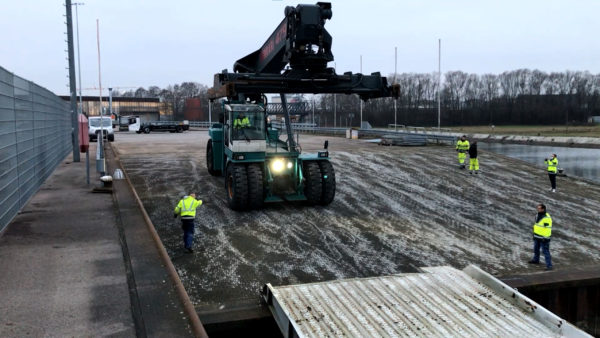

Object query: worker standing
[468,141,479,174]
[528,203,553,271]
[455,135,470,169]
[545,154,558,192]
[174,193,203,253]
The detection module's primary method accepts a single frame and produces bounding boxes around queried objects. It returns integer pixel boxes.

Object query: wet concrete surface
[0,147,136,337]
[0,143,195,337]
[112,131,600,317]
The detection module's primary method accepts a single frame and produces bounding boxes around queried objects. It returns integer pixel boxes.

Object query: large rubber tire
[318,160,336,205]
[303,161,322,205]
[226,163,248,210]
[176,126,183,133]
[246,163,264,210]
[206,140,221,176]
[143,127,150,134]
[108,134,114,142]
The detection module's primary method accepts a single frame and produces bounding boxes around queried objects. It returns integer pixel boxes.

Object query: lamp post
[73,2,88,182]
[394,47,397,131]
[65,0,80,162]
[333,62,336,130]
[438,39,441,130]
[359,55,363,129]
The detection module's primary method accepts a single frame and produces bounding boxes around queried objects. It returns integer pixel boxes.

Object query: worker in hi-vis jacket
[545,154,558,192]
[174,193,203,253]
[455,135,470,169]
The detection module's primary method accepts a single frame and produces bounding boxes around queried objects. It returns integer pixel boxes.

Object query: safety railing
[0,66,72,233]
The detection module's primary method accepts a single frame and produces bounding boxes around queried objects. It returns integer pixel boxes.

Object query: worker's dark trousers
[181,218,195,249]
[548,173,557,189]
[532,237,552,269]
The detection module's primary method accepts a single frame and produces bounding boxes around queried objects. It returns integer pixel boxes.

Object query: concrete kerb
[109,143,208,338]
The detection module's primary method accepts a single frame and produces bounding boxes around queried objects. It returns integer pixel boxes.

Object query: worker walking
[174,193,203,253]
[455,135,470,169]
[545,154,558,192]
[528,203,553,271]
[468,141,479,174]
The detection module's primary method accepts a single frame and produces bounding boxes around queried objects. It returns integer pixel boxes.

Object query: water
[478,142,600,183]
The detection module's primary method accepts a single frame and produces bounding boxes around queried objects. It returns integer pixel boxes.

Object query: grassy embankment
[448,125,600,138]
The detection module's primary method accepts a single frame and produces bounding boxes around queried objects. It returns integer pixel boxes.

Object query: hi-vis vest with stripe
[456,140,470,153]
[234,117,250,129]
[545,157,558,174]
[174,196,202,218]
[533,212,552,239]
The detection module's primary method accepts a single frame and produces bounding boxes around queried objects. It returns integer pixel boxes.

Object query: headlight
[287,161,293,169]
[272,159,285,172]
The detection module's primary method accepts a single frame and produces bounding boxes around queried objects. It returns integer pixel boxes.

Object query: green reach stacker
[207,2,398,210]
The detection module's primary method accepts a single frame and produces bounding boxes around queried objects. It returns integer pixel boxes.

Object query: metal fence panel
[0,66,72,233]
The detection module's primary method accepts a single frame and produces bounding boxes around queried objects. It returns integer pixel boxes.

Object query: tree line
[116,69,600,126]
[318,69,600,127]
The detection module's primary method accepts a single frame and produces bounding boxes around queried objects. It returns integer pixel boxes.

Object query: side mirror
[324,140,329,150]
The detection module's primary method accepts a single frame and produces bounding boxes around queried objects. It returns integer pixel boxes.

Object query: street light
[73,2,87,182]
[359,54,363,129]
[333,62,336,130]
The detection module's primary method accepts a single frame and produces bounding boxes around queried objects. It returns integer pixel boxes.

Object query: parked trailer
[136,120,190,134]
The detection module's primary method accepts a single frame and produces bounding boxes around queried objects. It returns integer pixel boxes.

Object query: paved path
[0,144,193,337]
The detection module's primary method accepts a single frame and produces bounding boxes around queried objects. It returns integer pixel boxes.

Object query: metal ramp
[262,265,591,338]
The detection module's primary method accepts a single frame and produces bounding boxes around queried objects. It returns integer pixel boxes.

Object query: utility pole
[359,54,363,129]
[65,0,80,162]
[333,62,336,130]
[73,2,87,182]
[96,19,105,175]
[394,46,397,132]
[109,87,113,119]
[438,38,441,130]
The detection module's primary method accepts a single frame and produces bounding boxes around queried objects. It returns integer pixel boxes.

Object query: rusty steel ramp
[262,265,591,337]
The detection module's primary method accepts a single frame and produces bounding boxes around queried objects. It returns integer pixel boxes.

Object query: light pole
[333,62,336,130]
[65,0,80,162]
[73,2,88,182]
[359,55,363,129]
[394,47,397,131]
[438,39,441,130]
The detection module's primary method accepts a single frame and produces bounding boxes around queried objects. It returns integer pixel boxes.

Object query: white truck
[88,116,114,142]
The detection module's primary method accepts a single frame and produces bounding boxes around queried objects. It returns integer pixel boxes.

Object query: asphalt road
[112,130,600,315]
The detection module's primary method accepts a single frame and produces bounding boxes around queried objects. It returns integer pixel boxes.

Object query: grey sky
[1,0,599,96]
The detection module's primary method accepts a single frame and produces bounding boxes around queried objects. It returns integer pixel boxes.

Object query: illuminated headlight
[287,161,293,169]
[272,159,285,172]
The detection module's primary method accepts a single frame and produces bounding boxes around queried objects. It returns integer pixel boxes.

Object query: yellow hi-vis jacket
[533,212,552,239]
[234,116,250,129]
[545,157,558,174]
[456,140,470,153]
[174,196,202,219]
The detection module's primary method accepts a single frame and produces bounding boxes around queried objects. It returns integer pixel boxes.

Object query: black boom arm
[209,2,399,102]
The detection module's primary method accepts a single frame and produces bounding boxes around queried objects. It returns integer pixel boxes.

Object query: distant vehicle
[88,116,114,142]
[118,115,140,131]
[136,120,190,134]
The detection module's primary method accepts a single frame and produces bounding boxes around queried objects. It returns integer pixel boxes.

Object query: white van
[88,116,114,142]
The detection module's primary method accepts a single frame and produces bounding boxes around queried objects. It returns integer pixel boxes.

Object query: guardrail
[187,120,456,144]
[189,121,212,128]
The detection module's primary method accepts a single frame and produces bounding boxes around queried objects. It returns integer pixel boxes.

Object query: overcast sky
[1,0,599,96]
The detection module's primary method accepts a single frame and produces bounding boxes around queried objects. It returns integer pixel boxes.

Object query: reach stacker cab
[207,100,335,210]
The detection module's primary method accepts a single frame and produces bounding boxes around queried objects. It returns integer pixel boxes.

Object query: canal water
[478,142,600,184]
